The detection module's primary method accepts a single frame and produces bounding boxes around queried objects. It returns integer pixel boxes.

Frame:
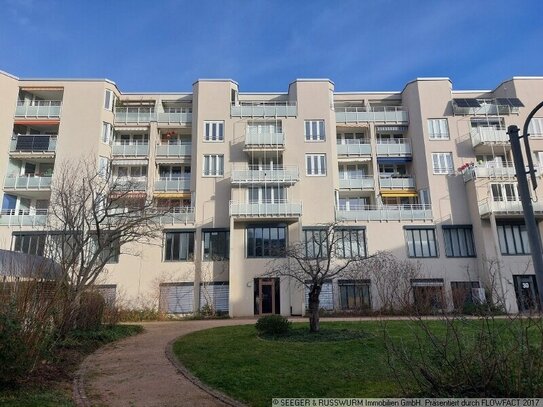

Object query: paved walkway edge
[165,337,246,407]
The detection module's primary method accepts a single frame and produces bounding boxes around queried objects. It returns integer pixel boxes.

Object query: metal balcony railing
[114,107,156,123]
[156,112,192,124]
[231,101,297,117]
[335,204,432,221]
[470,128,509,147]
[229,199,302,217]
[154,176,191,192]
[376,138,412,156]
[158,207,195,224]
[0,209,48,227]
[112,176,147,191]
[156,142,192,157]
[478,199,543,217]
[10,135,57,153]
[335,106,408,123]
[462,165,517,182]
[231,166,299,184]
[15,100,62,118]
[379,175,415,189]
[111,143,150,157]
[4,175,52,190]
[338,176,374,189]
[336,140,372,155]
[245,131,285,147]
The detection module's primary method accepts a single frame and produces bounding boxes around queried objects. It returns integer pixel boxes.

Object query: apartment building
[1,69,543,316]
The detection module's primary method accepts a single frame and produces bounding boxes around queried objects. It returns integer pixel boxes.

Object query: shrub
[75,292,105,331]
[255,315,291,336]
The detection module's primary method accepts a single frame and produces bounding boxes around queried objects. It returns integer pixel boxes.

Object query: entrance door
[254,278,279,315]
[514,275,540,313]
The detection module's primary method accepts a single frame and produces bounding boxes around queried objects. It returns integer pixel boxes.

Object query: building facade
[1,69,543,315]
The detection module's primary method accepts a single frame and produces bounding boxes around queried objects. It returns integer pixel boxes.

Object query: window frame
[12,231,47,256]
[335,227,367,259]
[203,121,225,142]
[442,225,476,258]
[431,152,454,175]
[102,122,112,144]
[305,153,327,176]
[338,279,371,310]
[246,224,287,258]
[427,118,450,140]
[304,120,325,142]
[104,90,114,111]
[497,223,531,256]
[202,229,229,261]
[163,230,195,262]
[303,228,329,259]
[202,154,224,177]
[404,227,438,258]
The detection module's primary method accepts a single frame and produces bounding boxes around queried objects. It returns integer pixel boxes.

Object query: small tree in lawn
[266,223,367,333]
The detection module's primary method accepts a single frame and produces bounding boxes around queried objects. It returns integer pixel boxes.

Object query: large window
[497,223,530,255]
[443,226,476,257]
[203,154,224,176]
[431,152,454,174]
[338,280,371,310]
[427,118,450,140]
[202,229,229,261]
[305,120,325,141]
[246,224,286,257]
[303,228,328,258]
[491,183,519,202]
[204,121,224,142]
[164,231,195,261]
[529,118,543,136]
[12,232,47,256]
[306,154,326,176]
[405,227,438,258]
[102,122,112,144]
[91,232,121,264]
[336,228,367,258]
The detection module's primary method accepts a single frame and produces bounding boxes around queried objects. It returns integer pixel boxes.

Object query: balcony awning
[375,125,408,132]
[380,191,418,197]
[14,120,60,126]
[20,87,64,91]
[112,126,149,131]
[336,157,371,163]
[112,159,149,165]
[336,123,369,128]
[154,157,191,164]
[153,192,191,199]
[377,157,412,163]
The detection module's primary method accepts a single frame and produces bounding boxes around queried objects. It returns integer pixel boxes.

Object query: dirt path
[76,319,256,407]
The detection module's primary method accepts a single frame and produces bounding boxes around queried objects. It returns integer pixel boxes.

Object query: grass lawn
[0,324,143,407]
[173,319,541,406]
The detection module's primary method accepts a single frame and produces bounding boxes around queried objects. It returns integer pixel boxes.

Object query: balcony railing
[245,131,285,148]
[379,176,415,189]
[336,140,372,156]
[113,176,147,191]
[154,176,191,192]
[231,166,299,184]
[156,142,192,157]
[478,199,543,217]
[10,135,57,153]
[462,165,517,182]
[158,207,195,224]
[470,128,509,147]
[111,143,150,157]
[156,112,192,124]
[4,175,52,190]
[336,204,432,222]
[231,102,297,117]
[338,176,374,189]
[335,106,408,123]
[230,200,302,218]
[0,209,48,227]
[114,107,156,124]
[376,139,412,156]
[15,100,62,118]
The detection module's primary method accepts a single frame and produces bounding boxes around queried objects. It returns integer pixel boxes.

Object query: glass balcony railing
[336,204,432,221]
[158,207,195,224]
[478,199,543,217]
[338,176,374,189]
[156,112,192,124]
[379,176,415,189]
[462,165,517,182]
[114,107,156,123]
[10,135,57,153]
[111,143,150,157]
[336,140,372,156]
[376,139,412,156]
[154,177,191,192]
[4,175,52,190]
[112,176,147,191]
[15,100,62,118]
[229,200,302,217]
[335,106,408,123]
[0,209,48,227]
[231,102,297,117]
[156,143,192,157]
[470,128,509,147]
[245,131,285,148]
[231,166,299,184]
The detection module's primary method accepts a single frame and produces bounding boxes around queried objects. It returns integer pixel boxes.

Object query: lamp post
[507,100,543,310]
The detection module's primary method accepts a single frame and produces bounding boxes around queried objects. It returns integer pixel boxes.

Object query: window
[338,280,371,310]
[204,121,224,142]
[12,232,47,256]
[497,223,530,255]
[104,90,114,111]
[248,186,285,203]
[491,183,519,202]
[529,118,543,136]
[305,120,325,141]
[303,228,328,258]
[405,227,438,258]
[102,122,112,144]
[202,229,229,261]
[98,156,109,178]
[336,228,367,258]
[443,226,475,257]
[246,224,286,257]
[164,231,195,261]
[306,154,326,176]
[427,119,449,140]
[431,152,454,174]
[91,233,120,264]
[203,154,224,176]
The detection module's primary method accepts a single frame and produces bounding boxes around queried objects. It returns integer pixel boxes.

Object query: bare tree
[266,223,368,333]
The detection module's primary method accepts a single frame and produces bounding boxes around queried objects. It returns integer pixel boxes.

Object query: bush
[255,315,291,336]
[75,292,105,331]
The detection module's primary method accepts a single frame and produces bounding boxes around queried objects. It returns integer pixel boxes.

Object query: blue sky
[1,0,542,93]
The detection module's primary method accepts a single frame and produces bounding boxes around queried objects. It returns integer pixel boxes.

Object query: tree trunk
[308,285,322,333]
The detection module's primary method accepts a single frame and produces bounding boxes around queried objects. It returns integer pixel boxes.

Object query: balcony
[15,101,61,118]
[114,107,156,124]
[229,200,302,218]
[0,209,48,227]
[231,102,297,117]
[462,165,516,182]
[231,166,299,184]
[338,176,374,190]
[376,139,412,156]
[111,143,150,157]
[10,135,57,155]
[379,175,415,189]
[478,199,543,218]
[154,176,191,192]
[244,131,285,150]
[470,128,509,147]
[336,140,372,156]
[336,204,432,222]
[4,175,52,191]
[159,207,195,225]
[335,106,408,124]
[156,112,192,124]
[113,176,147,191]
[156,142,192,158]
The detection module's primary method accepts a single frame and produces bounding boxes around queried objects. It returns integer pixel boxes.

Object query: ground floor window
[12,232,47,256]
[412,279,444,312]
[450,281,480,310]
[338,279,371,310]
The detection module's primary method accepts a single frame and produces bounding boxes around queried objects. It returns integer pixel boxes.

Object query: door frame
[254,277,280,315]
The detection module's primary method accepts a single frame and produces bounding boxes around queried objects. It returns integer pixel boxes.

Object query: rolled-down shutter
[159,283,194,313]
[199,282,229,313]
[305,280,334,311]
[95,284,117,307]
